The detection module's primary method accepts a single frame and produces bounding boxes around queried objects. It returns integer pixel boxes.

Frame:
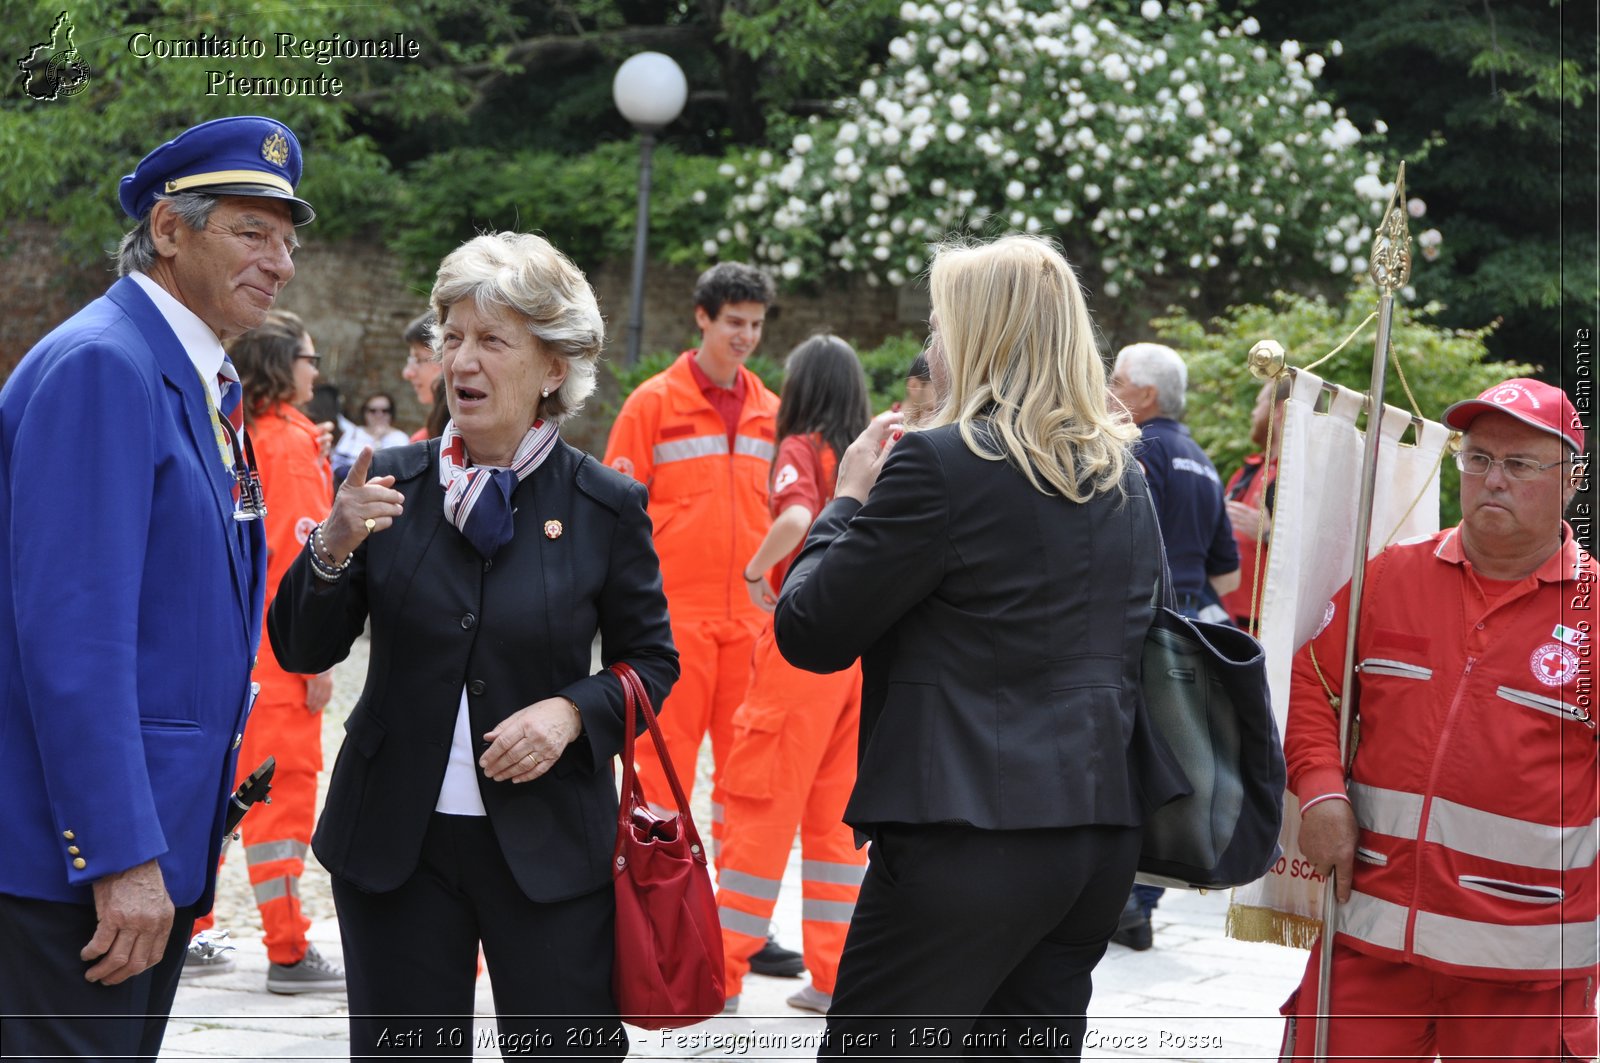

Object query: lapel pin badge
[543,519,563,540]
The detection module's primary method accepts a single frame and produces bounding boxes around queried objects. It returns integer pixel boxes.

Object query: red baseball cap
[1442,378,1584,453]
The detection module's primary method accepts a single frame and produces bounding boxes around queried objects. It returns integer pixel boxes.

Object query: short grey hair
[429,232,603,425]
[113,193,220,277]
[1114,342,1188,418]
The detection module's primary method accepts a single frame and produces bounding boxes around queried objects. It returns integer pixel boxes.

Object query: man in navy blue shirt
[1108,342,1240,949]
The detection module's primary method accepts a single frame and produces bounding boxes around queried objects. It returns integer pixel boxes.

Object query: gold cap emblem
[543,519,563,540]
[260,131,289,167]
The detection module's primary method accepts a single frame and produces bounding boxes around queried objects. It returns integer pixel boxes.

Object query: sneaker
[1111,894,1153,951]
[180,929,236,978]
[785,984,832,1014]
[721,995,740,1015]
[266,944,346,995]
[749,935,804,978]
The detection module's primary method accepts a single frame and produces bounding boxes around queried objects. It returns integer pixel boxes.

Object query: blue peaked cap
[119,115,315,225]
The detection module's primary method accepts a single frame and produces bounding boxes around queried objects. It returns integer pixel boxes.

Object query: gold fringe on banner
[1226,902,1323,950]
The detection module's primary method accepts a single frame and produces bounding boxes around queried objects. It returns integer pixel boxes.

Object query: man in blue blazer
[0,115,315,1061]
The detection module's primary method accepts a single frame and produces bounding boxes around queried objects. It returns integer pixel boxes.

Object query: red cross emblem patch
[1530,641,1580,687]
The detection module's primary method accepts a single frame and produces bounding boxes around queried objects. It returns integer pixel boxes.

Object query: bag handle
[1141,480,1179,612]
[609,662,706,858]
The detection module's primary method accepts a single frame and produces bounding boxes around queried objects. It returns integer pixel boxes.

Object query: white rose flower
[1006,179,1026,200]
[1418,228,1443,248]
[1067,163,1085,181]
[793,133,814,154]
[834,146,856,167]
[1280,39,1301,61]
[873,245,891,261]
[702,239,718,256]
[1239,16,1260,35]
[1140,0,1162,18]
[780,259,802,279]
[1105,280,1122,297]
[929,177,949,196]
[691,189,707,204]
[1330,253,1348,273]
[1305,54,1325,77]
[1084,183,1101,201]
[946,121,966,141]
[1407,197,1427,218]
[718,163,736,177]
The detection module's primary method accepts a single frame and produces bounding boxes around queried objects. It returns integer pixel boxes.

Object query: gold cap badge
[543,519,563,540]
[260,131,289,167]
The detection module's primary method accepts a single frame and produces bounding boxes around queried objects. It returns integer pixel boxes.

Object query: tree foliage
[1231,0,1597,374]
[701,0,1392,309]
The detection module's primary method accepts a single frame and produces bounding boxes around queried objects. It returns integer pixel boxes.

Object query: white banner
[1227,369,1451,946]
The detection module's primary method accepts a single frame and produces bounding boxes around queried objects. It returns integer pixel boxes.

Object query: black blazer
[270,438,679,902]
[775,424,1188,834]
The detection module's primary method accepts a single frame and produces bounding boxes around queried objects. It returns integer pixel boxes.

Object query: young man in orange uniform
[604,263,802,976]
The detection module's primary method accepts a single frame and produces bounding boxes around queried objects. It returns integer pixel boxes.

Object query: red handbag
[608,662,726,1029]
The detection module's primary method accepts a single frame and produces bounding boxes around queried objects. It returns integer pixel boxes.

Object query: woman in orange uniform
[188,310,344,993]
[716,335,872,1014]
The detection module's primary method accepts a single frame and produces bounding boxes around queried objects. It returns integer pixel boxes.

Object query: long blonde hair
[927,234,1136,501]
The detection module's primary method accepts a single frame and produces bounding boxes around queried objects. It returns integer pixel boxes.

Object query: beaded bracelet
[307,523,353,583]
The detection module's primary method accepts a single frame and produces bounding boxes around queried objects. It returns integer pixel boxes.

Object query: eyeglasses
[1454,451,1570,481]
[364,405,393,415]
[295,354,322,364]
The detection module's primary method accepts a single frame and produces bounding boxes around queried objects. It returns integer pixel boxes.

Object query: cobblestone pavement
[164,633,1315,1060]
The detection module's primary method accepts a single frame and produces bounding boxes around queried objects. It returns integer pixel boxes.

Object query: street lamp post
[613,51,687,365]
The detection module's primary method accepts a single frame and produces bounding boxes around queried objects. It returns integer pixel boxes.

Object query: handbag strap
[610,662,706,855]
[1142,482,1180,612]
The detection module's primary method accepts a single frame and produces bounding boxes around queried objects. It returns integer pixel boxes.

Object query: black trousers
[820,822,1143,1061]
[332,813,626,1059]
[0,891,196,1062]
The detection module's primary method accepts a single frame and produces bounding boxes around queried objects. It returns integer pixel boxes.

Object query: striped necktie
[218,355,243,432]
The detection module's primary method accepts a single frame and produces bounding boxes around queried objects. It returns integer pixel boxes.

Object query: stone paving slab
[162,873,1313,1061]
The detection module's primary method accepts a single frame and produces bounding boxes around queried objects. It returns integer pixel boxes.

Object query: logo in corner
[16,11,92,102]
[1530,641,1579,688]
[609,455,635,479]
[294,516,318,545]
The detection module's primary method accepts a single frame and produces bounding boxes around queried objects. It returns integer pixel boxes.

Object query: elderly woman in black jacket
[776,234,1187,1060]
[270,232,677,1059]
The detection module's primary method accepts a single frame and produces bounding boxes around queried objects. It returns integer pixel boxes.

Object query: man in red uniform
[604,262,802,976]
[1221,376,1290,631]
[1281,378,1596,1060]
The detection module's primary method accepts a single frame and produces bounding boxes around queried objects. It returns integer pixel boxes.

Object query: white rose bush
[699,0,1394,303]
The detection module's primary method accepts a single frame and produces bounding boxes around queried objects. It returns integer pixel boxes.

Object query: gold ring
[364,518,376,532]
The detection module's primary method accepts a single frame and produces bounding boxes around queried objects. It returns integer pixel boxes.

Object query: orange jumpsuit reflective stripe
[194,403,331,965]
[603,352,778,818]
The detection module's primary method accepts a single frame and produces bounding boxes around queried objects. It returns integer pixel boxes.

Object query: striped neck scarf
[439,419,559,559]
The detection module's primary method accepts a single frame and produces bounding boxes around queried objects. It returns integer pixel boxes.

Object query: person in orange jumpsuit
[187,310,344,994]
[604,263,805,975]
[716,335,873,1015]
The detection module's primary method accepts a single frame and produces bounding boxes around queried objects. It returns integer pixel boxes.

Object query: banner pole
[1312,161,1413,1061]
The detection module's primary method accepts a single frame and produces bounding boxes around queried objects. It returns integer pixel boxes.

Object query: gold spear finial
[1369,161,1412,293]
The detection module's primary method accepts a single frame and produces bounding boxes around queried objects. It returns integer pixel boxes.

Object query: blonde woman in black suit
[776,234,1189,1059]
